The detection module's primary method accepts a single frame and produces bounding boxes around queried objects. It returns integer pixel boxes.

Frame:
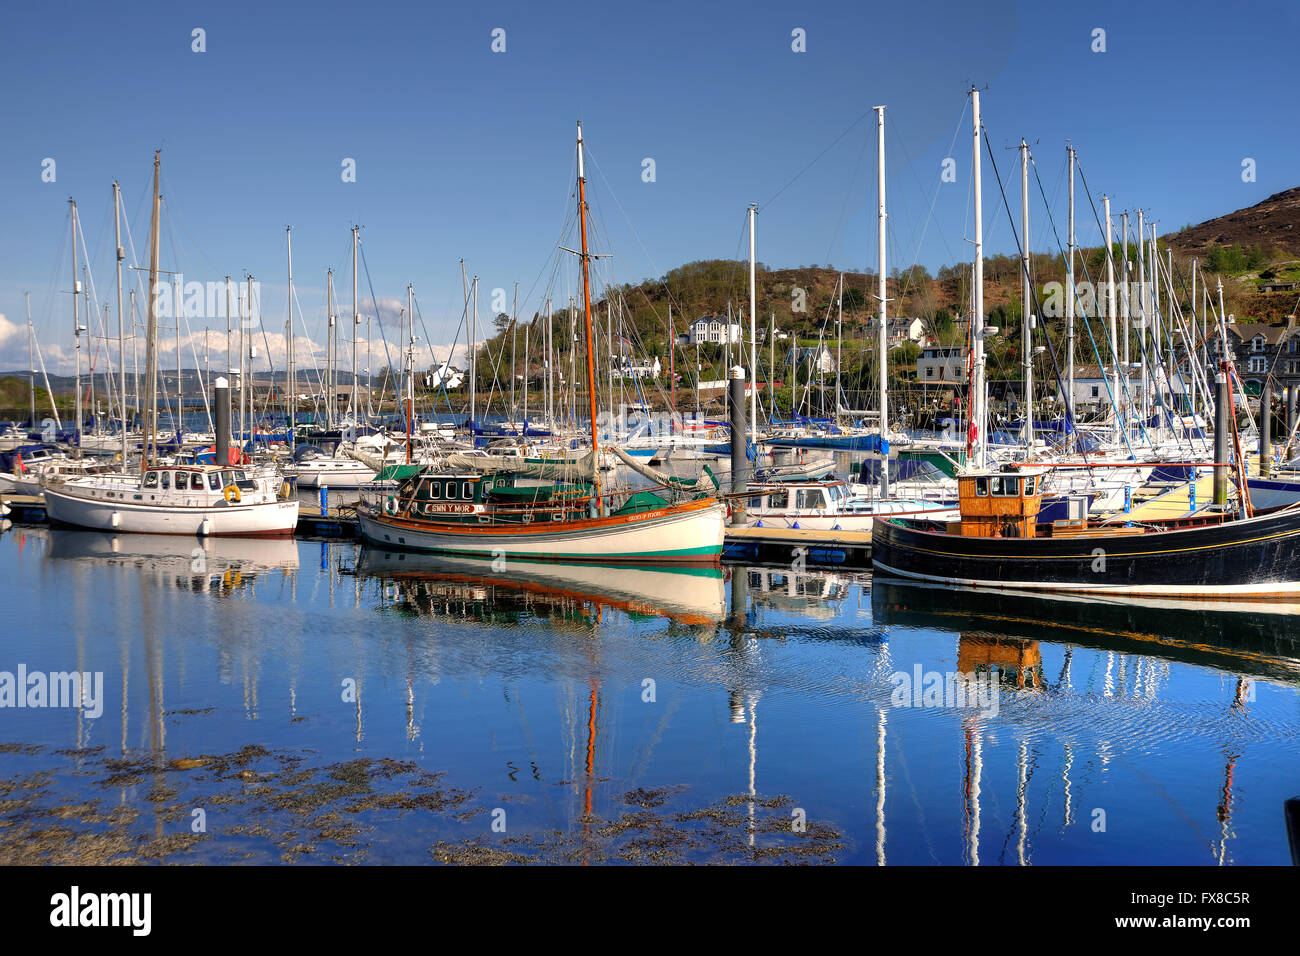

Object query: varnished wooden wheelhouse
[953,467,1046,539]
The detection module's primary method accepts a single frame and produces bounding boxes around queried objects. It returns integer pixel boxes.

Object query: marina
[1,525,1297,866]
[3,1,1298,913]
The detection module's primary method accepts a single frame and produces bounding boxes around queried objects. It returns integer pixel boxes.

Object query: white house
[791,345,836,374]
[613,356,661,380]
[1055,364,1137,409]
[870,315,926,345]
[686,314,742,345]
[916,346,967,383]
[426,363,464,390]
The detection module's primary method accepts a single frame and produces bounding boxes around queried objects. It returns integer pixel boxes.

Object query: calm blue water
[1,523,1297,865]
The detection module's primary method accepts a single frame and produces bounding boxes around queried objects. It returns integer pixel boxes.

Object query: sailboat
[355,124,725,564]
[42,152,300,537]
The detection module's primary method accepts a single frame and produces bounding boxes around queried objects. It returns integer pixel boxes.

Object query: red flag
[14,452,23,474]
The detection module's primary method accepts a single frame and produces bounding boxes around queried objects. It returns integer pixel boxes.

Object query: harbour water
[2,522,1297,865]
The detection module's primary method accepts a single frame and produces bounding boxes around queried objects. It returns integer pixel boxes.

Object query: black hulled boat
[871,465,1300,600]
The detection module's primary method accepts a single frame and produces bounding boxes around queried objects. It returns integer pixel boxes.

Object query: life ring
[279,481,291,499]
[384,496,397,514]
[223,484,241,504]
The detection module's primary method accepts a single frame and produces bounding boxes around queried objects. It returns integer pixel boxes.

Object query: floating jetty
[723,525,871,568]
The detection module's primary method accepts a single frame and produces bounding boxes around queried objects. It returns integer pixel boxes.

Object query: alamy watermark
[0,664,103,719]
[890,664,999,717]
[153,275,260,328]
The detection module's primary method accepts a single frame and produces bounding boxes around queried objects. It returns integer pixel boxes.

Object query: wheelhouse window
[1024,476,1036,496]
[189,473,203,490]
[461,481,472,499]
[143,471,159,488]
[974,477,988,496]
[208,473,222,490]
[768,490,788,509]
[430,481,442,499]
[990,475,1017,496]
[161,472,171,489]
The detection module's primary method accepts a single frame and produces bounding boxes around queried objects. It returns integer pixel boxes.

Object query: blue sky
[1,0,1296,374]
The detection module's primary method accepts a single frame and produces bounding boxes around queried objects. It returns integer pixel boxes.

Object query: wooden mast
[576,122,602,507]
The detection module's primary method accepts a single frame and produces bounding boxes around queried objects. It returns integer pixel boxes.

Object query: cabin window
[796,489,826,510]
[974,477,988,496]
[161,472,171,490]
[208,473,222,490]
[190,473,204,490]
[143,471,159,488]
[749,497,764,510]
[430,482,441,499]
[768,490,788,509]
[1024,476,1036,496]
[461,482,472,499]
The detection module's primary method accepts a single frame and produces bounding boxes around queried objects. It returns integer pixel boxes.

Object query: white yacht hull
[43,486,299,536]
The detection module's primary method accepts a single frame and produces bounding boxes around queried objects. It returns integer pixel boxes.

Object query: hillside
[1165,187,1300,259]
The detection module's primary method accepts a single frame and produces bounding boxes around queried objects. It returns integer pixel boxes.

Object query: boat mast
[1137,208,1148,429]
[287,227,295,450]
[875,105,890,496]
[244,276,254,449]
[668,300,676,431]
[131,289,139,422]
[407,283,415,463]
[26,293,35,427]
[510,282,518,425]
[470,272,478,429]
[70,198,82,455]
[144,151,161,469]
[576,121,602,506]
[114,181,128,463]
[326,269,335,430]
[1121,211,1129,400]
[1066,146,1075,438]
[351,225,359,424]
[835,274,842,422]
[546,297,554,430]
[748,202,758,441]
[1104,196,1119,445]
[970,90,986,469]
[1019,139,1033,452]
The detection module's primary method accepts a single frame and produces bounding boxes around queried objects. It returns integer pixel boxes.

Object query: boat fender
[279,481,291,499]
[792,521,800,529]
[754,519,762,527]
[223,484,241,504]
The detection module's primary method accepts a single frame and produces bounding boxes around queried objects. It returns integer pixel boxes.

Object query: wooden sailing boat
[354,123,725,564]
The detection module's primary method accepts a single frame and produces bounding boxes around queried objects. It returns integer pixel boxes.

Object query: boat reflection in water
[746,567,851,620]
[872,580,1300,684]
[354,547,727,627]
[45,529,300,595]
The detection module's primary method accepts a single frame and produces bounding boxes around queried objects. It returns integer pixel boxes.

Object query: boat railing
[359,478,706,521]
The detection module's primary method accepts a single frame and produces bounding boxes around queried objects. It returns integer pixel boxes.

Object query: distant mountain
[1165,187,1300,259]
